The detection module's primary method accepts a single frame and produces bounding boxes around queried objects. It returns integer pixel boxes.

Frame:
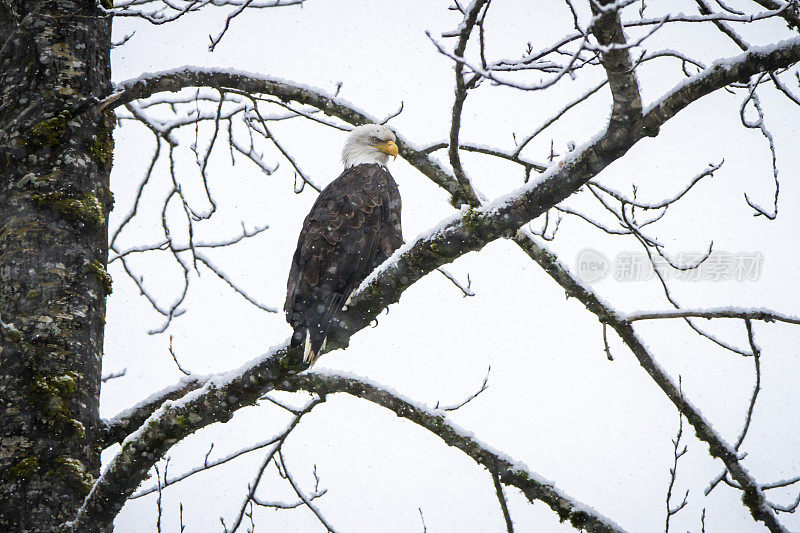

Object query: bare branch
[665,378,689,532]
[83,39,800,531]
[279,372,624,533]
[195,253,279,313]
[168,336,192,376]
[130,431,287,499]
[513,79,608,157]
[510,231,787,532]
[587,161,723,210]
[695,0,750,50]
[750,0,800,29]
[737,320,762,449]
[492,471,514,533]
[762,476,800,491]
[446,0,490,207]
[626,309,800,325]
[111,68,471,204]
[771,491,800,513]
[706,319,766,497]
[741,77,780,219]
[277,451,338,533]
[154,463,164,533]
[225,396,322,532]
[589,0,644,128]
[106,0,303,28]
[602,323,614,361]
[436,267,475,298]
[110,224,271,263]
[437,366,490,411]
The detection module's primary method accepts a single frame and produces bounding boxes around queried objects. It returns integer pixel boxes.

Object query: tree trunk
[0,0,112,530]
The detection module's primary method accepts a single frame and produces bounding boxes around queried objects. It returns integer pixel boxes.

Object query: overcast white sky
[100,1,800,531]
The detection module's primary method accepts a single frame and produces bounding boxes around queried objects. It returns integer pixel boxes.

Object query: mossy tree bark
[0,0,112,530]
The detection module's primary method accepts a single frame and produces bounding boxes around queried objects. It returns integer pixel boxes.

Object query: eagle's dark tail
[291,292,343,367]
[305,327,327,367]
[289,325,325,367]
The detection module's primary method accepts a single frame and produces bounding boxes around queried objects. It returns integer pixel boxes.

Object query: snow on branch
[78,38,800,532]
[277,371,626,533]
[445,0,489,207]
[108,68,473,204]
[626,308,800,324]
[100,375,206,447]
[106,0,303,30]
[509,232,788,533]
[589,0,643,128]
[750,0,800,29]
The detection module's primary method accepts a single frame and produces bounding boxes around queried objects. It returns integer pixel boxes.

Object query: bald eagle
[285,124,403,366]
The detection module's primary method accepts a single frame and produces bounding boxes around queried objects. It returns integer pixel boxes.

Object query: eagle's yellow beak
[377,140,399,159]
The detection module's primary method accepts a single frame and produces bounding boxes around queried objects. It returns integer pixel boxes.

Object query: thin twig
[492,472,514,533]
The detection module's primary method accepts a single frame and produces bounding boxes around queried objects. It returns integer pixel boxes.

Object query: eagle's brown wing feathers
[285,163,402,364]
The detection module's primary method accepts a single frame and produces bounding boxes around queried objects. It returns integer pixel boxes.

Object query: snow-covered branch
[589,0,643,128]
[446,0,489,207]
[80,37,800,532]
[276,371,626,533]
[510,232,788,532]
[106,0,303,28]
[108,68,475,204]
[750,0,800,29]
[626,308,800,325]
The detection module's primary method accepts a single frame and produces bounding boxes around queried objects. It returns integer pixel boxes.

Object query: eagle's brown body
[285,162,403,363]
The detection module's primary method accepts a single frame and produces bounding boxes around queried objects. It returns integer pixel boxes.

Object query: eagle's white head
[342,124,399,168]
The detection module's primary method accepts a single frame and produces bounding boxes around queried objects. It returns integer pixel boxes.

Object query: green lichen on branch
[31,191,105,229]
[7,456,40,481]
[88,260,112,294]
[53,458,95,497]
[569,510,592,529]
[461,207,485,235]
[90,111,115,167]
[29,111,72,147]
[278,351,307,373]
[5,456,94,496]
[31,372,86,439]
[33,371,80,398]
[174,414,190,428]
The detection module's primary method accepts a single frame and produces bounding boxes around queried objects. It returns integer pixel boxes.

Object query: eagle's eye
[371,136,381,143]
